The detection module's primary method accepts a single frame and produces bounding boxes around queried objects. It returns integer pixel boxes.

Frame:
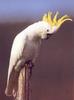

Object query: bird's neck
[25,22,41,42]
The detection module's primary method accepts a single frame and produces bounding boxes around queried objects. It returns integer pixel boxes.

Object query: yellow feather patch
[42,11,72,28]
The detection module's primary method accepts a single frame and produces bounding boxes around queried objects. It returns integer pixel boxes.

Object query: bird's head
[37,11,72,39]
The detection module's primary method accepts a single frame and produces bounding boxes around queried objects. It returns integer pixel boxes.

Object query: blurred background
[0,0,74,100]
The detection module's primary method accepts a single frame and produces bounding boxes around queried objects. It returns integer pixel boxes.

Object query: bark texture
[15,65,31,100]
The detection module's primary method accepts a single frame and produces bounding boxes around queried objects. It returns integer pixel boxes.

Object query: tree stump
[15,65,31,100]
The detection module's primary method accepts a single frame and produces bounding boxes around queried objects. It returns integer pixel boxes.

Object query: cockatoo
[5,11,72,97]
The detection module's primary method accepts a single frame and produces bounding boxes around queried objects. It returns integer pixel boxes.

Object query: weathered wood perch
[15,65,31,100]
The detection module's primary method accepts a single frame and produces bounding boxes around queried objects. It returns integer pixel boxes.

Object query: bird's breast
[22,40,40,61]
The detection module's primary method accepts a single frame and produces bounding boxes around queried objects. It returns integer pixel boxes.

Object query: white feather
[5,21,52,96]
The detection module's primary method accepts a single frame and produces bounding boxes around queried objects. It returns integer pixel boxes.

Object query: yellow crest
[42,11,72,28]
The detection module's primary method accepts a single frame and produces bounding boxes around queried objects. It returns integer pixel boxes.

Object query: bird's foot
[25,60,34,78]
[25,60,34,68]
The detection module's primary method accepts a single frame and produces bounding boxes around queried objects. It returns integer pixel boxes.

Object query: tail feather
[5,69,19,96]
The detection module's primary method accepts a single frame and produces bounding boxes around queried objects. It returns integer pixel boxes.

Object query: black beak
[46,34,53,39]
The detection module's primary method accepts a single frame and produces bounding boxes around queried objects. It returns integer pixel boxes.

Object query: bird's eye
[47,29,49,32]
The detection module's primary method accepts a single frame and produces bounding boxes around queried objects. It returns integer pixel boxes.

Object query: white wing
[5,32,27,96]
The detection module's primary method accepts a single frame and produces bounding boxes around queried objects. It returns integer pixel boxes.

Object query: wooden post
[15,65,31,100]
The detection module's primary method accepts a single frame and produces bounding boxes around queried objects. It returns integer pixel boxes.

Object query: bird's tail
[5,85,17,98]
[5,69,19,97]
[5,79,14,97]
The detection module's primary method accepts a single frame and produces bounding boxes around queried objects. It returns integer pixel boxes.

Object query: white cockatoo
[5,11,72,97]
